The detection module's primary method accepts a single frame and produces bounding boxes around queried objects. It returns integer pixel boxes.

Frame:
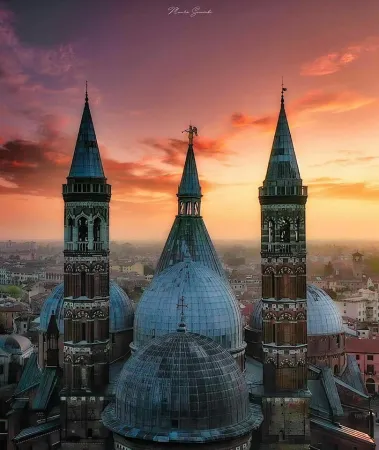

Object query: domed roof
[0,334,33,354]
[249,285,343,336]
[39,281,134,334]
[102,331,254,443]
[132,260,244,354]
[306,285,343,335]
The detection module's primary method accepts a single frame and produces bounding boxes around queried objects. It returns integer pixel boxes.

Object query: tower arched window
[81,271,86,297]
[194,202,199,216]
[179,202,185,215]
[93,218,101,242]
[78,217,88,242]
[68,217,74,242]
[186,202,192,215]
[268,220,275,243]
[279,220,290,243]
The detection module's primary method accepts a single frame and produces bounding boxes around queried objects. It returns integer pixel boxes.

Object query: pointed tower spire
[155,125,226,279]
[68,83,105,179]
[178,125,201,198]
[263,85,301,186]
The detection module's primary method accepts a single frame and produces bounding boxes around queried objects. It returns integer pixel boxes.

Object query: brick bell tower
[259,86,310,449]
[60,86,111,449]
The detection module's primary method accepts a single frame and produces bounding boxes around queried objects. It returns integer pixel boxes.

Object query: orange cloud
[301,36,379,76]
[0,114,225,201]
[309,181,379,201]
[312,155,378,167]
[231,89,375,131]
[231,113,276,131]
[141,135,233,167]
[292,90,375,114]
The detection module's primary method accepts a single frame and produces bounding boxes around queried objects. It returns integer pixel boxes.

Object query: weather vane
[281,76,287,102]
[182,124,198,145]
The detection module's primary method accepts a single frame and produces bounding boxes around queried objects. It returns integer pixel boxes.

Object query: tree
[324,288,337,300]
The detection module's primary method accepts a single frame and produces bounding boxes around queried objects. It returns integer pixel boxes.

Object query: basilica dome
[248,284,343,336]
[39,281,134,334]
[131,260,244,357]
[102,330,254,443]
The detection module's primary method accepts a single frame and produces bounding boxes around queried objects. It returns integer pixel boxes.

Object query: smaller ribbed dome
[102,331,254,443]
[39,281,134,334]
[0,334,33,354]
[307,285,343,336]
[132,261,243,355]
[249,285,343,336]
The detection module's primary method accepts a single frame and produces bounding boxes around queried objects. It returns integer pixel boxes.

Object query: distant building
[0,297,29,332]
[335,289,379,323]
[346,338,379,395]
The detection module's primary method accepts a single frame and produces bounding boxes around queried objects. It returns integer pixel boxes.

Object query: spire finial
[182,124,198,146]
[176,296,188,332]
[85,80,88,103]
[281,77,287,104]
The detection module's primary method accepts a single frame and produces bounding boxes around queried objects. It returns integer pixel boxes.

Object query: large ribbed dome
[131,260,244,355]
[249,284,343,336]
[39,281,134,334]
[102,331,254,443]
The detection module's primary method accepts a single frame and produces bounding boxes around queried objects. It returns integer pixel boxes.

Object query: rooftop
[103,331,255,442]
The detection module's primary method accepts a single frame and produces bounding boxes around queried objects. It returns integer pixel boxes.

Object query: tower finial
[182,124,198,146]
[281,77,287,104]
[176,295,188,332]
[85,80,88,103]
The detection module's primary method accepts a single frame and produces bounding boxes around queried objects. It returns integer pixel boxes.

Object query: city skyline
[1,0,379,241]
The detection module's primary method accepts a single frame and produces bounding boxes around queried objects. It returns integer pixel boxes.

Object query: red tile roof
[345,338,379,354]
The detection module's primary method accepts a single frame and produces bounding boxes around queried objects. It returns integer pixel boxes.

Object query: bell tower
[60,86,111,449]
[259,87,310,449]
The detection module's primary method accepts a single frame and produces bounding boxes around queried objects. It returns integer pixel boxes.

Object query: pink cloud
[301,36,379,76]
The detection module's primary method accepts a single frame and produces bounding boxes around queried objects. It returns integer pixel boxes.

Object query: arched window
[186,202,192,215]
[194,202,199,215]
[78,217,88,242]
[366,378,375,394]
[81,271,86,297]
[268,220,275,243]
[179,202,185,215]
[279,220,291,243]
[93,218,101,242]
[68,217,74,241]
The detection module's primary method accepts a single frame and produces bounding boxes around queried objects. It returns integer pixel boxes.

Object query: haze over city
[1,0,379,241]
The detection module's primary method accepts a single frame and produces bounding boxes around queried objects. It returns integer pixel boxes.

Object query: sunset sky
[1,0,379,241]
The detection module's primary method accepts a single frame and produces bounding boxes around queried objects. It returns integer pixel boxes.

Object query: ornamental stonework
[63,307,108,320]
[64,255,109,264]
[64,262,107,273]
[261,204,304,211]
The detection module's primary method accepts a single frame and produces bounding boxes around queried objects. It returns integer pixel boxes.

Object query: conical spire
[264,87,301,184]
[155,126,226,280]
[68,84,105,179]
[178,125,201,198]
